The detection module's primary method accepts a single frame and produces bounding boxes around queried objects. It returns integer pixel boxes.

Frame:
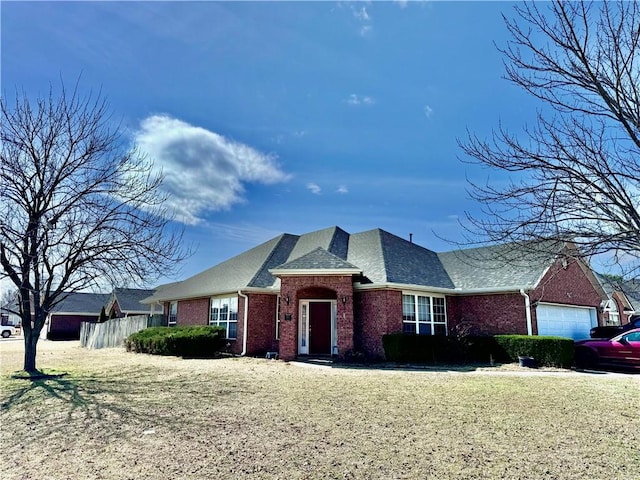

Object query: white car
[1,325,16,338]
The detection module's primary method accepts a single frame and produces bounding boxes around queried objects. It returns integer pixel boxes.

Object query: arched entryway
[274,274,357,361]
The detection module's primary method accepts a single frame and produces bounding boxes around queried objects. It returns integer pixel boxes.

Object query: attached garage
[536,303,596,340]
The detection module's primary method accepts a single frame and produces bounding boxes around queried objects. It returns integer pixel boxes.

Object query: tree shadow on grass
[0,369,172,433]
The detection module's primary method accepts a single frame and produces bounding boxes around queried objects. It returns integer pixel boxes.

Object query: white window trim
[168,301,177,326]
[275,296,281,340]
[209,296,238,339]
[402,291,447,335]
[298,299,337,355]
[604,299,620,326]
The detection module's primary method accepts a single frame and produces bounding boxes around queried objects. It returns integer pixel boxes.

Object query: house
[141,226,607,360]
[595,274,640,326]
[1,302,22,328]
[45,292,111,340]
[104,288,162,319]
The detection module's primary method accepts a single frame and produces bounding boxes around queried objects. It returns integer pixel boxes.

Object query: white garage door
[536,304,596,340]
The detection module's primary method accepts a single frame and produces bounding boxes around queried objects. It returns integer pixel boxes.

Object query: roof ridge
[327,226,350,259]
[247,233,299,287]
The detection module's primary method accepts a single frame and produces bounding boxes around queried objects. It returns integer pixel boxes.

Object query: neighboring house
[1,303,22,328]
[104,288,161,319]
[46,292,111,340]
[595,274,640,326]
[141,226,607,361]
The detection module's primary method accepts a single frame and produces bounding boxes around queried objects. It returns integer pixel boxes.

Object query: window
[603,299,620,326]
[210,296,238,339]
[168,301,177,325]
[402,293,447,335]
[275,296,281,340]
[624,331,640,342]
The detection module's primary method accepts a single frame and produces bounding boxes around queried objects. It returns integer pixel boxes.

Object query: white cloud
[337,185,349,194]
[359,25,373,37]
[135,115,290,225]
[347,94,376,106]
[394,0,409,8]
[424,105,434,118]
[307,182,322,195]
[353,6,370,22]
[349,4,373,36]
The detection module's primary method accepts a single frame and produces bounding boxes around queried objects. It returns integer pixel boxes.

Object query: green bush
[382,333,457,363]
[382,333,574,367]
[125,326,227,358]
[494,335,574,368]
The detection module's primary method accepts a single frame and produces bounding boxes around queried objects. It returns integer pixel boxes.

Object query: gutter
[353,282,534,295]
[520,289,533,336]
[238,290,249,356]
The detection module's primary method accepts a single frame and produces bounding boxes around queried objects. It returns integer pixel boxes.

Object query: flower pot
[518,356,537,368]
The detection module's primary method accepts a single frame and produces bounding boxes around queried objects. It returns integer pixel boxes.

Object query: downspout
[520,289,533,336]
[238,290,249,356]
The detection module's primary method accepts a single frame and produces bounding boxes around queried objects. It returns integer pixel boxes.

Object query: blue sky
[2,1,541,287]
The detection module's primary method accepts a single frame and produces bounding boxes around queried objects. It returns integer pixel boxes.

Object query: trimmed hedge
[125,326,227,358]
[382,333,574,367]
[494,335,574,368]
[382,333,453,363]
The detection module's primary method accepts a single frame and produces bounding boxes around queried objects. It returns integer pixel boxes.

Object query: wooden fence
[80,314,166,349]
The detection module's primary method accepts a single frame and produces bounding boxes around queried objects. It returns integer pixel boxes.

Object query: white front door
[298,301,309,355]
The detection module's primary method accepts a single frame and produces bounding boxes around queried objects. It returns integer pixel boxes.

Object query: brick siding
[175,297,209,326]
[354,289,402,359]
[244,293,278,355]
[446,293,528,335]
[278,275,355,361]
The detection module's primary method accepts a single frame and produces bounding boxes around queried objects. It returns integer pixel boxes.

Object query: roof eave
[353,282,534,295]
[269,268,362,277]
[140,286,280,303]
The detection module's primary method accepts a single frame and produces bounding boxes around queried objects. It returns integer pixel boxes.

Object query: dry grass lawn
[1,340,639,480]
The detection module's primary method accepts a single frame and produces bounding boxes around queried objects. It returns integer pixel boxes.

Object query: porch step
[296,355,334,366]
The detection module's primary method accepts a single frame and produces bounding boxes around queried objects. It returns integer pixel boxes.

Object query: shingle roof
[594,273,640,313]
[145,234,293,302]
[51,292,111,314]
[437,242,558,290]
[113,288,156,312]
[143,227,563,303]
[348,229,454,288]
[623,281,640,311]
[273,247,361,272]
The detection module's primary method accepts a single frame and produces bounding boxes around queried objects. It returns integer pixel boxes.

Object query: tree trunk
[23,330,39,373]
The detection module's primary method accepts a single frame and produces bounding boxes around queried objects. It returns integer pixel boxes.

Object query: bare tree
[460,1,640,275]
[0,81,185,372]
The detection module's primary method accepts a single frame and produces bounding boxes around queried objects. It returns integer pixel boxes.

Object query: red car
[575,328,640,370]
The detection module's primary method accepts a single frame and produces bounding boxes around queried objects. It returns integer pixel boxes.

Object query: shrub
[382,333,455,363]
[125,326,227,358]
[494,335,574,368]
[382,333,573,367]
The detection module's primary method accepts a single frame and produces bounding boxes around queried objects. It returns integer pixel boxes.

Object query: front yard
[1,340,638,479]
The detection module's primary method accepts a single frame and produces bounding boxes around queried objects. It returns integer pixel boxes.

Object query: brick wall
[245,293,278,355]
[530,258,605,330]
[531,258,604,307]
[354,289,402,359]
[446,293,529,335]
[176,297,209,326]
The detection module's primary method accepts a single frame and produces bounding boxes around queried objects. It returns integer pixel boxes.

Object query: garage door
[536,304,596,340]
